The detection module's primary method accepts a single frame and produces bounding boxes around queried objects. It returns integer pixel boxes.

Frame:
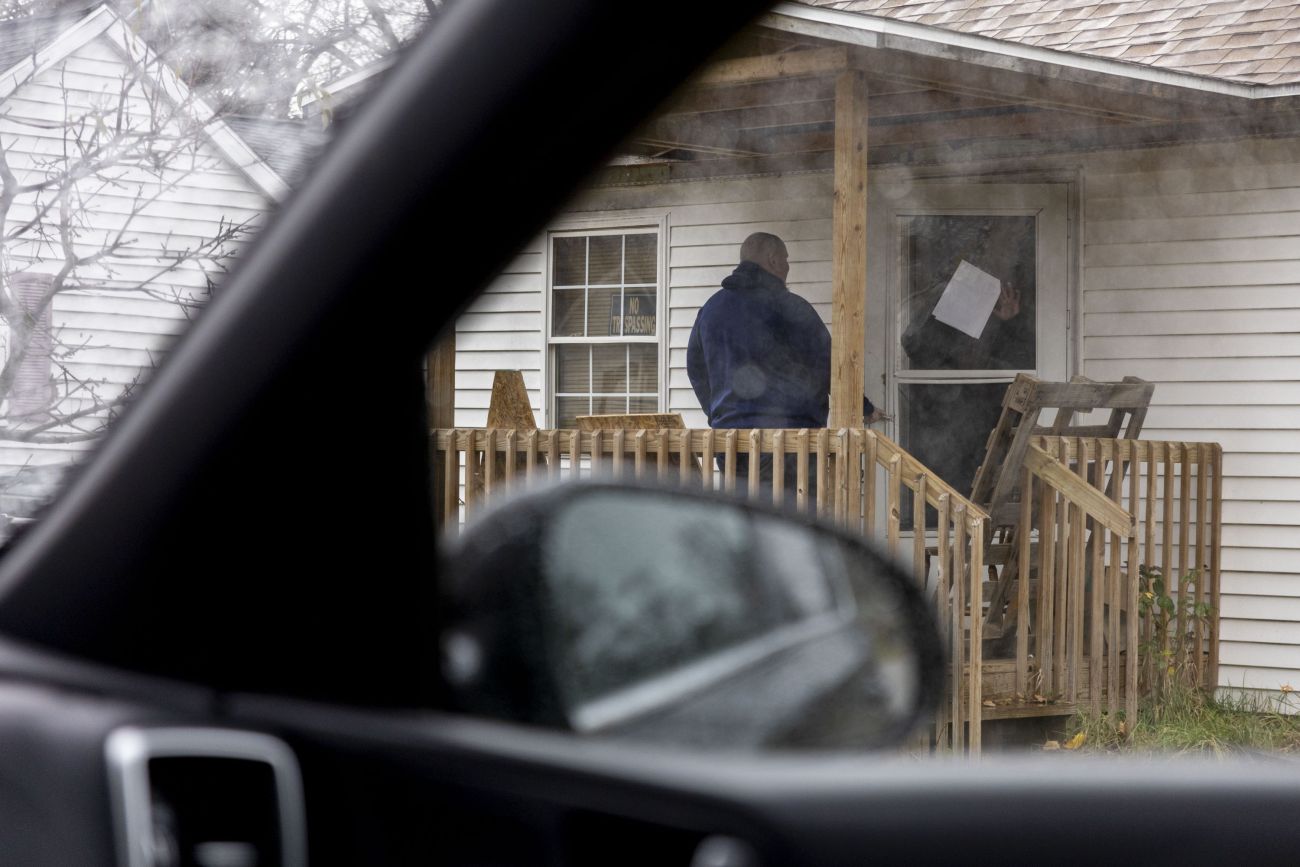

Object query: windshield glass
[0,0,437,541]
[4,0,1295,759]
[431,0,1300,758]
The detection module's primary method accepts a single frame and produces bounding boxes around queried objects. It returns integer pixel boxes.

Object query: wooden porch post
[427,327,456,430]
[428,328,456,529]
[829,69,868,429]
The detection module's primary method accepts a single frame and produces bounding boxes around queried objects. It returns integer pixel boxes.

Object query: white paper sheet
[930,259,1000,339]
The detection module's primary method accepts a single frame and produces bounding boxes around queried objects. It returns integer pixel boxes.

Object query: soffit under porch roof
[602,22,1300,183]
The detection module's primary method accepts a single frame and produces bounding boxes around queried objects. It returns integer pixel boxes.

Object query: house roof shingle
[223,116,329,188]
[801,0,1300,85]
[0,8,92,72]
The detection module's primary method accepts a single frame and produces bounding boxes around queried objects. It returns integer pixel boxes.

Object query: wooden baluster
[1037,477,1055,698]
[1066,436,1086,701]
[1160,444,1174,693]
[772,430,785,506]
[444,430,460,536]
[1127,442,1141,726]
[816,429,830,518]
[569,430,581,484]
[702,429,715,491]
[1108,443,1121,717]
[679,429,692,487]
[634,430,647,480]
[969,515,984,757]
[611,430,625,480]
[503,430,517,495]
[1194,442,1209,686]
[525,430,538,489]
[850,430,865,534]
[1017,466,1032,700]
[797,429,810,513]
[657,429,669,482]
[1089,439,1104,714]
[483,429,496,506]
[748,430,761,501]
[590,431,603,480]
[464,430,479,520]
[1209,445,1223,692]
[1055,438,1071,696]
[725,431,737,495]
[913,473,928,589]
[547,430,559,482]
[1177,444,1192,672]
[1067,497,1085,705]
[935,492,951,750]
[836,429,850,528]
[1142,441,1155,688]
[863,431,877,536]
[952,504,967,754]
[887,453,901,559]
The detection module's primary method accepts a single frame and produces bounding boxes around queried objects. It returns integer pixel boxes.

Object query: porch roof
[604,2,1300,179]
[803,0,1300,87]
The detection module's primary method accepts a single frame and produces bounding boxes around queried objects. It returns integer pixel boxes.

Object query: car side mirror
[438,483,943,751]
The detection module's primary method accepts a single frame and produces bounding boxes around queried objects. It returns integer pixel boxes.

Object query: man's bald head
[740,232,790,283]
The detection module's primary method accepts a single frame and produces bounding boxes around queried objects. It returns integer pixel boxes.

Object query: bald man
[687,232,881,494]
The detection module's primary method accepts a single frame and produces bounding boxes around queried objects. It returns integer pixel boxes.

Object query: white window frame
[542,214,668,428]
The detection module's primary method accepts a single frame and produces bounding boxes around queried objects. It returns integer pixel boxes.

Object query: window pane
[624,233,656,283]
[552,288,584,336]
[628,344,657,392]
[587,286,619,336]
[556,396,589,429]
[555,345,590,393]
[592,344,627,394]
[630,397,658,414]
[898,381,1007,529]
[900,215,1036,371]
[588,235,623,284]
[592,396,627,415]
[618,289,656,336]
[553,236,586,286]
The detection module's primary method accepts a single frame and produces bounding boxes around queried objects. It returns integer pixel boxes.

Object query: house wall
[455,136,1300,703]
[0,35,273,493]
[455,172,835,428]
[1078,137,1300,703]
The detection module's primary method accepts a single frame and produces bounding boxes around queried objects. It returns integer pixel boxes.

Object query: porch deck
[432,427,1222,755]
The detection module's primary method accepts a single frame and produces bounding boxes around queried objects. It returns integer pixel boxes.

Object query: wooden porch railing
[1019,438,1222,703]
[432,426,990,751]
[430,429,1222,755]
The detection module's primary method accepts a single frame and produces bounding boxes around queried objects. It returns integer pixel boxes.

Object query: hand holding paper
[931,260,1001,339]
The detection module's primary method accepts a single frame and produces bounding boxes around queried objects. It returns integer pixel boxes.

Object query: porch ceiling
[609,28,1300,179]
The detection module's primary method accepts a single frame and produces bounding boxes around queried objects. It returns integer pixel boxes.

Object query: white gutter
[765,2,1300,101]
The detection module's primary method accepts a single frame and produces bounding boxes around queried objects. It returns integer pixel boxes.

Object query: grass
[1063,682,1300,756]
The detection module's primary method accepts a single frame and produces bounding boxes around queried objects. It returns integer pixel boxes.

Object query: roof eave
[767,2,1300,102]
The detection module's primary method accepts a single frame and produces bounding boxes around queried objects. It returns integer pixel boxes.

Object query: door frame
[865,180,1073,567]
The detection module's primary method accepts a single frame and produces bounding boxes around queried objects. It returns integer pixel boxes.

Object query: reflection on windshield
[0,0,437,542]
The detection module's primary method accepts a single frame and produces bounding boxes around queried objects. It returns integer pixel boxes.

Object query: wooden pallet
[972,374,1153,639]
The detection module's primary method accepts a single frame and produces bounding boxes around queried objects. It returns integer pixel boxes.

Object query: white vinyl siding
[0,33,274,485]
[454,243,545,427]
[454,174,834,429]
[458,137,1300,704]
[1080,137,1300,704]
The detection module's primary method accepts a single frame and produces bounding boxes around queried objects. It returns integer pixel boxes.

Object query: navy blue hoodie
[688,261,870,429]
